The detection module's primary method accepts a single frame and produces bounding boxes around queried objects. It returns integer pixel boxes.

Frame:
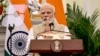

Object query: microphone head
[51,23,54,26]
[49,23,54,30]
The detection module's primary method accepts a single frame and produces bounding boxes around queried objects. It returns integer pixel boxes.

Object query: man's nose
[44,13,48,16]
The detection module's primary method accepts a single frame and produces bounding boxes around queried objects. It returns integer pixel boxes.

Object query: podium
[29,39,83,56]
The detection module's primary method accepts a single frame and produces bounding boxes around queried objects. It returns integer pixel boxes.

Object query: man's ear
[53,12,56,17]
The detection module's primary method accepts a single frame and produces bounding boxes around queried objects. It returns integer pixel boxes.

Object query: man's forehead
[41,6,53,10]
[41,8,52,12]
[40,5,53,11]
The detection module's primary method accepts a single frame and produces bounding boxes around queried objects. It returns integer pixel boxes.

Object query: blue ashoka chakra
[7,31,28,56]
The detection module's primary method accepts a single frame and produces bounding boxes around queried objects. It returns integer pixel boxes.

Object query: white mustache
[43,17,49,21]
[44,18,47,21]
[43,18,54,24]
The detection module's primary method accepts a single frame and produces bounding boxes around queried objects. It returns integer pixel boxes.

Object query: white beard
[43,18,54,24]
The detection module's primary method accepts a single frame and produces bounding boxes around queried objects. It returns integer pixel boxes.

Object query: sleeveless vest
[33,19,66,39]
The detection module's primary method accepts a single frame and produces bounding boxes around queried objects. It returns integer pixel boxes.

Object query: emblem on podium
[50,40,63,52]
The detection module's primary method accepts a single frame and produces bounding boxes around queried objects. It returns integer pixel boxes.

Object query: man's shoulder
[54,23,68,31]
[58,24,67,28]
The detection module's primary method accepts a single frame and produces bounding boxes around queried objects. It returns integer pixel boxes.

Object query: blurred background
[0,0,100,56]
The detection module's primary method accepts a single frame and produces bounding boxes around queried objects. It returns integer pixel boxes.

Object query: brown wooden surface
[29,39,83,54]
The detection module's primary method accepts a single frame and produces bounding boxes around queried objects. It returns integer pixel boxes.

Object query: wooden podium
[29,39,83,56]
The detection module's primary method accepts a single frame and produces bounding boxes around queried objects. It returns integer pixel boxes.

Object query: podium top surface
[29,39,83,53]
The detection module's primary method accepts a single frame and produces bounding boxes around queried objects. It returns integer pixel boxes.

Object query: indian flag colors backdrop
[4,0,67,56]
[4,0,32,56]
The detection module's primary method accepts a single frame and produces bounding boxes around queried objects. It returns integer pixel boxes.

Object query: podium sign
[29,39,83,54]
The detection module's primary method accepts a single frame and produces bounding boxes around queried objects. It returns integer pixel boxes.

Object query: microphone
[49,23,54,31]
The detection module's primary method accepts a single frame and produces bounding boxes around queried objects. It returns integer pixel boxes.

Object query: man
[32,3,71,40]
[28,3,71,56]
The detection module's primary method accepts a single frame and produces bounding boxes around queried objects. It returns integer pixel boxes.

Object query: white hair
[40,3,55,13]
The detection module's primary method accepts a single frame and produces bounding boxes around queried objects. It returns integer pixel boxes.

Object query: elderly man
[32,3,71,40]
[28,3,71,56]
